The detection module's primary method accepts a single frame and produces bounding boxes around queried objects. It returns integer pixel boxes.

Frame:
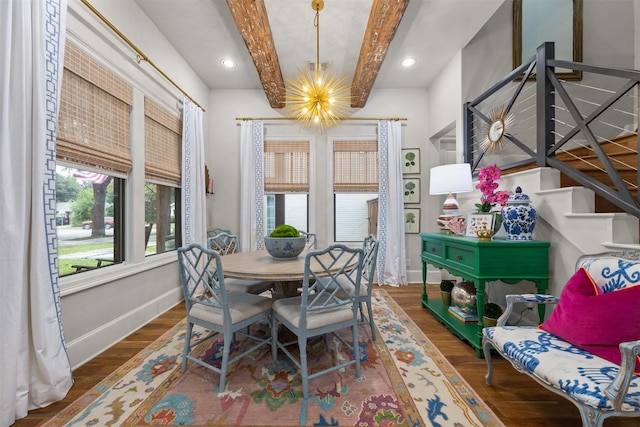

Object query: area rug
[43,289,505,426]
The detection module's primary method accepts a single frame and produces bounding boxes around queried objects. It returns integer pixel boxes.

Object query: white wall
[60,0,209,368]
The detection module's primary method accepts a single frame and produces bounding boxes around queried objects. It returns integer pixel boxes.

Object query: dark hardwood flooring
[12,284,636,426]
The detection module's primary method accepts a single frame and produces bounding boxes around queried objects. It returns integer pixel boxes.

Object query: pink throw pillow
[540,267,640,373]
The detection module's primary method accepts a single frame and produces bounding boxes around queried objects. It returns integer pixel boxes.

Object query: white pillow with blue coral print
[576,252,640,294]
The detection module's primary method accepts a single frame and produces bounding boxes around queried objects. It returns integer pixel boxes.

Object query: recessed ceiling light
[220,58,237,69]
[400,57,417,68]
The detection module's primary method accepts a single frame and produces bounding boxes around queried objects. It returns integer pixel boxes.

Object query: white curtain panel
[376,120,408,286]
[239,120,265,251]
[181,98,207,246]
[0,0,73,424]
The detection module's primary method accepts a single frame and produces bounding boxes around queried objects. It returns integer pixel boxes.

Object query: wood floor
[12,284,636,427]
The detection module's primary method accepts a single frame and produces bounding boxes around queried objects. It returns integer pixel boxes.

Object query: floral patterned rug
[43,289,504,426]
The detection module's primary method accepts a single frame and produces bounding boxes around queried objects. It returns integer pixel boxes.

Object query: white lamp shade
[429,163,473,195]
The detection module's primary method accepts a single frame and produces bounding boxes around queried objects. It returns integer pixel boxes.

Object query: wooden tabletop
[221,250,312,281]
[221,249,356,282]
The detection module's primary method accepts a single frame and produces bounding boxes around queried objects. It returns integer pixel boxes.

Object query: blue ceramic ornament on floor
[501,186,537,240]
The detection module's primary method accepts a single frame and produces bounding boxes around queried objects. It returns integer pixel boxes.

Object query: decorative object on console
[451,280,477,314]
[445,216,466,235]
[465,213,495,237]
[482,302,503,327]
[474,164,509,233]
[475,226,495,241]
[448,305,478,323]
[440,280,455,306]
[264,224,306,260]
[501,186,537,240]
[429,163,473,230]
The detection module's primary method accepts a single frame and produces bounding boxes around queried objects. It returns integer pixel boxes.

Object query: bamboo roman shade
[144,98,182,186]
[264,140,309,192]
[57,41,133,175]
[333,140,379,192]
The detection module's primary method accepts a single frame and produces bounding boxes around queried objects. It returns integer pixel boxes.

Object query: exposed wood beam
[226,0,286,108]
[351,0,409,108]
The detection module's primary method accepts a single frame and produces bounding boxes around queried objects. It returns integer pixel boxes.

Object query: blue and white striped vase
[501,186,537,240]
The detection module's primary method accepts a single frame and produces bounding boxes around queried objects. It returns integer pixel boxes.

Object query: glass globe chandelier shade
[285,0,351,130]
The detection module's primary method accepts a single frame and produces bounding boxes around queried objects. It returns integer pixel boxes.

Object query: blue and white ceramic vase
[501,186,537,240]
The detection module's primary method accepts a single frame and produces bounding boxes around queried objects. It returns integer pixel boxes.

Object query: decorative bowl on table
[264,236,306,260]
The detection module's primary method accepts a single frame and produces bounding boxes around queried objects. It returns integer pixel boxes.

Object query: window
[56,166,124,275]
[144,183,180,254]
[144,98,182,254]
[264,194,308,235]
[263,140,310,234]
[333,140,378,242]
[56,41,132,275]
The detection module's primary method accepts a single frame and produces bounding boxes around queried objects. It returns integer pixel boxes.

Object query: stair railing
[464,42,640,218]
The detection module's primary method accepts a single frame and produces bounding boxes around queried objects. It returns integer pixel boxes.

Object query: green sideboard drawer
[423,240,443,260]
[444,244,475,271]
[420,232,550,357]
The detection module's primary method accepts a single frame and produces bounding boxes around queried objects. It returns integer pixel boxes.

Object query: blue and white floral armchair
[482,250,640,427]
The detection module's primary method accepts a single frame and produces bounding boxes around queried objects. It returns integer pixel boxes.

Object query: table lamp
[429,163,473,229]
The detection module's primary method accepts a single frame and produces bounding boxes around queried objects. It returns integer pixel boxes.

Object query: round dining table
[220,249,355,297]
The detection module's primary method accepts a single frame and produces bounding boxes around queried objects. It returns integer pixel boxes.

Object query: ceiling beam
[226,0,286,108]
[350,0,410,108]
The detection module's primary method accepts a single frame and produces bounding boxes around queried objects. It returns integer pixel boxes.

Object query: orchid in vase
[475,165,509,229]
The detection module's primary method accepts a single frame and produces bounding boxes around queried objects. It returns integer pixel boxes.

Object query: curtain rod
[235,117,407,121]
[80,0,205,112]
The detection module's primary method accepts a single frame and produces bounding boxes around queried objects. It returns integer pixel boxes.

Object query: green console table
[420,232,550,357]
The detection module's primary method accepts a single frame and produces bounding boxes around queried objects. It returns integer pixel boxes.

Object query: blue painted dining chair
[206,231,274,294]
[321,234,379,340]
[355,234,379,340]
[177,243,273,391]
[270,243,364,399]
[298,230,317,249]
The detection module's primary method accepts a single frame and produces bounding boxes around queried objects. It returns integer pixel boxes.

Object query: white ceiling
[134,0,505,97]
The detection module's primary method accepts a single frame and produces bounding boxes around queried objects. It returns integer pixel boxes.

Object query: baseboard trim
[65,288,183,369]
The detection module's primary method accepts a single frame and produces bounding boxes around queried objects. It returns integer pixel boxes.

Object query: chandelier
[285,0,351,131]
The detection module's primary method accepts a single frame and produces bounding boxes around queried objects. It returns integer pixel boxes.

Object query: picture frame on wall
[405,208,420,234]
[403,178,420,203]
[401,148,420,174]
[465,213,496,237]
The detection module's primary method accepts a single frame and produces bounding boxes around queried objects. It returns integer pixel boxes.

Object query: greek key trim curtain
[0,1,73,424]
[181,98,207,245]
[377,120,407,286]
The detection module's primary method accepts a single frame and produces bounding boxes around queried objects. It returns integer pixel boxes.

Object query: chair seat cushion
[273,296,353,330]
[189,291,272,326]
[483,326,640,412]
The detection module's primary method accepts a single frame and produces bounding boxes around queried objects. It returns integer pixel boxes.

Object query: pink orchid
[474,164,509,213]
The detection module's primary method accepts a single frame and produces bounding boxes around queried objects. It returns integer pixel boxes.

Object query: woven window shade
[144,98,182,186]
[56,41,132,174]
[333,140,379,192]
[264,141,309,192]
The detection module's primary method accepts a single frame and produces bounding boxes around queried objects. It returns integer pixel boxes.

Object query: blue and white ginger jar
[501,186,537,240]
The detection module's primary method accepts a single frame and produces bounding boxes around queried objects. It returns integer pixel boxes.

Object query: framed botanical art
[403,178,420,203]
[401,148,420,174]
[404,208,420,234]
[465,213,496,237]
